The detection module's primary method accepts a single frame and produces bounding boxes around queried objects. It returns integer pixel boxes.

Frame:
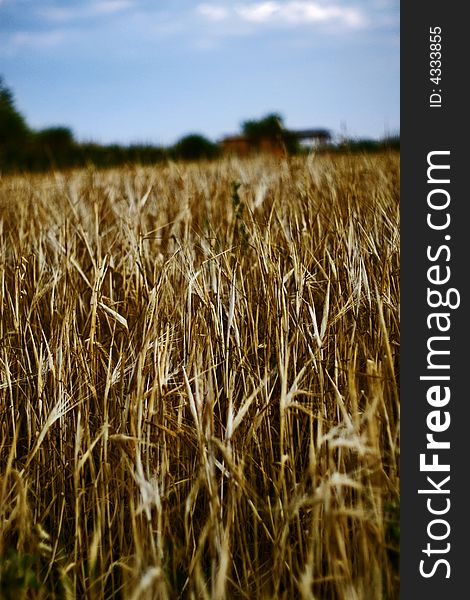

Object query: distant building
[220,128,331,156]
[289,129,332,146]
[220,135,251,156]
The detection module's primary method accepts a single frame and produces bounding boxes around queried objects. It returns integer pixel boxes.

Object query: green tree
[0,77,30,144]
[173,134,219,161]
[35,126,76,168]
[36,126,74,149]
[241,113,299,153]
[241,113,284,144]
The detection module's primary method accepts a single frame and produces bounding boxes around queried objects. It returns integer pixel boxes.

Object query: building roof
[287,129,331,140]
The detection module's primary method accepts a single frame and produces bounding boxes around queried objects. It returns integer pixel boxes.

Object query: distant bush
[36,126,74,148]
[74,143,168,169]
[334,136,400,154]
[241,113,300,154]
[242,113,284,144]
[172,134,219,161]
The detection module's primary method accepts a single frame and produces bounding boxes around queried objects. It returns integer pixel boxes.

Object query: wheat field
[0,152,399,599]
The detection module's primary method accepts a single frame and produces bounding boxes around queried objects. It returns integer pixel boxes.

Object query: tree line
[0,78,224,173]
[1,77,398,174]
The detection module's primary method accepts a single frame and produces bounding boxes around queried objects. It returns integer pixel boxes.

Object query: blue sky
[0,0,399,145]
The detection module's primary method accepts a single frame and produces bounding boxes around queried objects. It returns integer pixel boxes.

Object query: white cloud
[236,2,279,22]
[283,2,365,27]
[197,1,366,29]
[198,4,230,20]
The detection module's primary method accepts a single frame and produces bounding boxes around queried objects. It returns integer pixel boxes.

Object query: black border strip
[401,4,467,596]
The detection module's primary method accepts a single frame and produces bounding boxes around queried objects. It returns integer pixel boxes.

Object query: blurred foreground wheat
[0,153,399,599]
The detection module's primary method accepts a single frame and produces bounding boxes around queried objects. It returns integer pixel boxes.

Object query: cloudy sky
[0,0,399,145]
